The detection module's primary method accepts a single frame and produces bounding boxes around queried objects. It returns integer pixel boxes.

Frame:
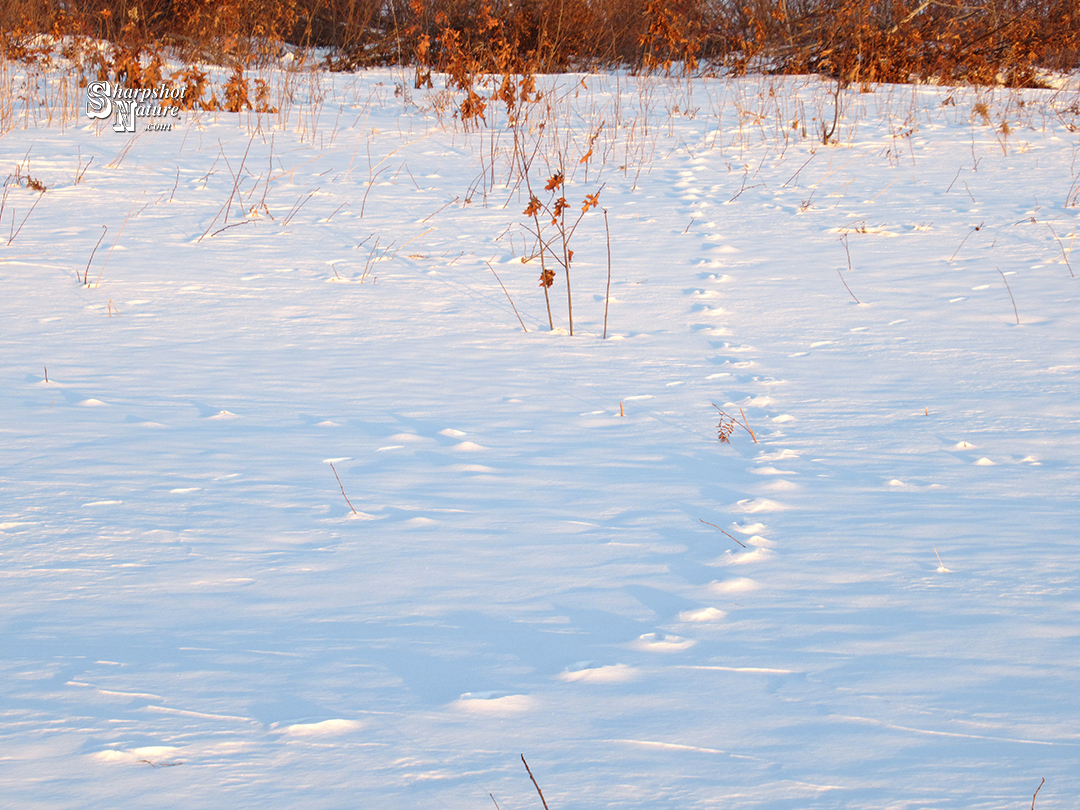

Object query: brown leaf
[551,197,568,223]
[544,172,564,191]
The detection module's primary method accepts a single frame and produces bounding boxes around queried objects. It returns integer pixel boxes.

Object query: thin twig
[223,136,254,225]
[324,202,349,222]
[603,208,612,339]
[84,225,107,285]
[210,220,254,238]
[75,155,94,185]
[282,188,319,227]
[1045,223,1075,277]
[738,406,758,443]
[421,196,459,223]
[949,222,983,262]
[945,166,962,193]
[259,134,275,214]
[9,190,45,244]
[360,237,396,283]
[97,185,148,286]
[782,153,816,187]
[1031,777,1044,810]
[838,234,861,303]
[0,182,11,230]
[360,165,390,218]
[997,268,1019,325]
[329,462,358,515]
[699,518,747,548]
[521,755,550,810]
[486,261,528,332]
[489,794,502,810]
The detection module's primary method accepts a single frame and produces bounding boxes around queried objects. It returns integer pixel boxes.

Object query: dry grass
[2,0,1076,89]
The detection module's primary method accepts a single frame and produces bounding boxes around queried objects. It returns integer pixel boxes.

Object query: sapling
[519,165,604,335]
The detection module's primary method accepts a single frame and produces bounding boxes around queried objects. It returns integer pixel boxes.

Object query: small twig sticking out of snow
[783,153,817,187]
[1045,223,1075,277]
[210,220,254,238]
[281,188,319,227]
[838,234,861,304]
[699,518,747,548]
[258,135,275,216]
[360,166,390,218]
[997,268,1020,325]
[603,208,612,339]
[329,462,358,515]
[949,221,983,262]
[421,196,459,224]
[521,755,550,810]
[84,225,107,286]
[1031,778,1045,810]
[946,166,962,193]
[96,187,147,287]
[9,188,45,245]
[75,153,93,185]
[486,261,528,333]
[360,237,396,283]
[324,202,349,222]
[933,546,950,573]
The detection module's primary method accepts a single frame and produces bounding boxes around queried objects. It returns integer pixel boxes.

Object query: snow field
[1,67,1079,808]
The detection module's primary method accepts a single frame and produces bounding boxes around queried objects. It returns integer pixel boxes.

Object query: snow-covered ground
[2,65,1079,808]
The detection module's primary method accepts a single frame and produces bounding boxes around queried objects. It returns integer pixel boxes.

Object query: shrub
[1,0,1077,85]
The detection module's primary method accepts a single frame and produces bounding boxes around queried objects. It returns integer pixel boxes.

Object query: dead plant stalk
[838,234,861,304]
[712,403,757,443]
[486,261,528,332]
[329,462,358,515]
[520,755,550,810]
